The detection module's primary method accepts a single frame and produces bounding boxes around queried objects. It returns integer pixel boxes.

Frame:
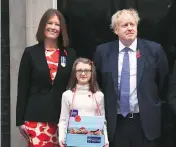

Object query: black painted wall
[1,0,11,146]
[58,0,173,60]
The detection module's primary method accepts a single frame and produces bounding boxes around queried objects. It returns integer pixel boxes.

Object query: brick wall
[1,0,11,146]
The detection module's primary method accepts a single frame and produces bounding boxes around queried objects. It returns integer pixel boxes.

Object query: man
[93,9,169,147]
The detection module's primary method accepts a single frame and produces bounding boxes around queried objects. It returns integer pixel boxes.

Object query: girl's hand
[59,140,66,147]
[19,125,29,141]
[104,143,109,147]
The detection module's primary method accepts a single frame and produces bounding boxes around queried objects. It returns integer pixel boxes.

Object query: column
[9,0,57,147]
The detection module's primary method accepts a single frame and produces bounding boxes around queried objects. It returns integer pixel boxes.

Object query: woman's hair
[67,58,100,93]
[36,8,69,47]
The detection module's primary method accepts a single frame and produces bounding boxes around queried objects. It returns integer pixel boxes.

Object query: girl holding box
[59,58,109,147]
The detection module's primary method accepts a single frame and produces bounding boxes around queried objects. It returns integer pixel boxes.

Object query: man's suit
[93,38,169,143]
[168,60,176,147]
[168,60,176,113]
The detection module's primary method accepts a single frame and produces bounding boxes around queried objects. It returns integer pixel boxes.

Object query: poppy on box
[74,115,81,122]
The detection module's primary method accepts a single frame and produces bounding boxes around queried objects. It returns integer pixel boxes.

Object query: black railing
[1,0,11,146]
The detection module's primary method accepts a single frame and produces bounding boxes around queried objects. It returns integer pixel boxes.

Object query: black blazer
[168,60,176,113]
[93,38,169,141]
[16,43,76,126]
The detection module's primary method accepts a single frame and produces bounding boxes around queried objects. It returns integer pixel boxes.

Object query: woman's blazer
[16,43,76,126]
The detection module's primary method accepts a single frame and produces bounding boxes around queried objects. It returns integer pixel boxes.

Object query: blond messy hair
[110,8,140,30]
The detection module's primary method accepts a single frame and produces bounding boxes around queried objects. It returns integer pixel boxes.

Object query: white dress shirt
[117,39,139,113]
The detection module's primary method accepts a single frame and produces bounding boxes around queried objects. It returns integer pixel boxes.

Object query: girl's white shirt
[58,84,109,144]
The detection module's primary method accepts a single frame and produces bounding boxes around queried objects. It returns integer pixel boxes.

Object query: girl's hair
[36,8,69,47]
[67,57,100,93]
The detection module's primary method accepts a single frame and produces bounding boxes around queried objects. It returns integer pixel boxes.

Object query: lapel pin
[136,49,140,58]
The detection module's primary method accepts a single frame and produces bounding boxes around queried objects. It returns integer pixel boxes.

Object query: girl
[58,57,109,147]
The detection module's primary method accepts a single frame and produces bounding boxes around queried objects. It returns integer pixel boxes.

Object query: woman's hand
[104,143,109,147]
[59,140,66,147]
[19,125,29,141]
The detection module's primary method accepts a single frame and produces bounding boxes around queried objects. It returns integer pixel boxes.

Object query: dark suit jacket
[93,38,169,141]
[168,60,176,114]
[16,43,76,126]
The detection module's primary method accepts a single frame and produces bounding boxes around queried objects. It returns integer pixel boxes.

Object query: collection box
[66,116,105,147]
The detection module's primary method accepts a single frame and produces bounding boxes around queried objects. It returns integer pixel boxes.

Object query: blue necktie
[120,47,130,117]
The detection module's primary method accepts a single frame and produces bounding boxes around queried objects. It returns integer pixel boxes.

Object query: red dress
[24,49,60,147]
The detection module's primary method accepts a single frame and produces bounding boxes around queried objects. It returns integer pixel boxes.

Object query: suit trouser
[110,114,159,147]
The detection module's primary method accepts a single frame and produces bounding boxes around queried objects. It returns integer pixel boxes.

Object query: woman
[16,8,76,146]
[59,58,109,147]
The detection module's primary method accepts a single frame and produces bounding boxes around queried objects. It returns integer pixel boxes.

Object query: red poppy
[37,133,51,141]
[41,123,47,127]
[64,49,68,56]
[136,51,140,58]
[27,130,36,138]
[25,122,38,128]
[39,126,45,132]
[47,127,57,135]
[74,115,81,122]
